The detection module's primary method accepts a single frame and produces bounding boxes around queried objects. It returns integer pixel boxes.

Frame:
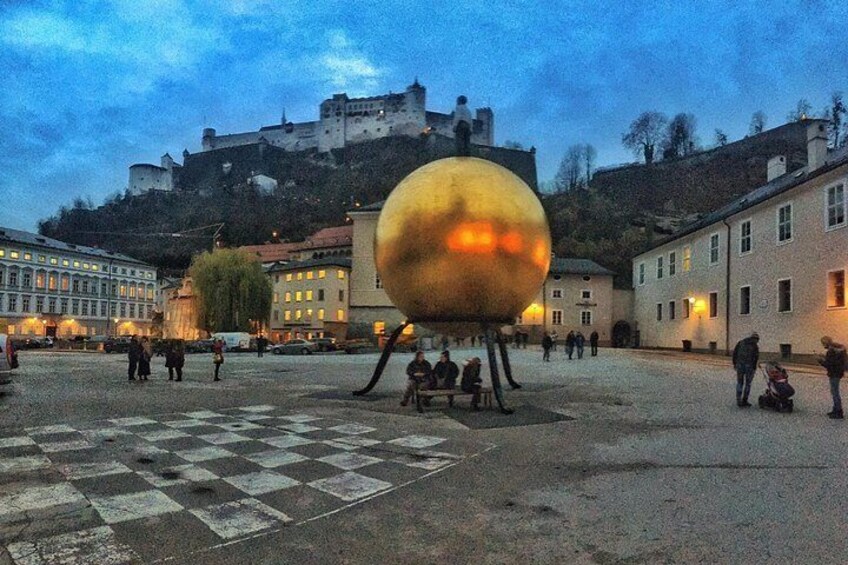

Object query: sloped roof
[0,226,148,265]
[550,258,616,276]
[266,257,352,273]
[237,242,300,263]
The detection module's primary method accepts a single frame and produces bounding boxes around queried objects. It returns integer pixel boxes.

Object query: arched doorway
[612,320,632,348]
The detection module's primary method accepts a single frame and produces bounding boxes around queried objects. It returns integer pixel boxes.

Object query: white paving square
[163,418,207,428]
[241,414,273,422]
[80,428,135,442]
[327,424,377,435]
[262,435,315,449]
[183,410,224,419]
[38,439,94,453]
[216,421,264,432]
[0,436,36,449]
[199,432,252,445]
[58,461,133,481]
[0,483,87,519]
[387,435,447,449]
[278,414,322,423]
[189,498,291,539]
[175,446,235,462]
[322,440,360,451]
[308,472,392,502]
[331,436,383,448]
[7,525,140,565]
[393,454,454,471]
[246,449,309,468]
[223,470,300,495]
[108,416,159,427]
[0,454,54,473]
[317,452,383,470]
[90,490,183,524]
[236,404,277,413]
[25,424,77,435]
[280,423,321,434]
[137,429,190,442]
[138,464,219,487]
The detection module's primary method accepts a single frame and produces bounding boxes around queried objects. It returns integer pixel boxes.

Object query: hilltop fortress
[200,80,494,153]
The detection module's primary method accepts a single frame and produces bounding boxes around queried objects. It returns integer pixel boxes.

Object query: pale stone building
[0,227,157,338]
[161,277,204,340]
[266,258,351,342]
[128,153,181,194]
[632,119,848,357]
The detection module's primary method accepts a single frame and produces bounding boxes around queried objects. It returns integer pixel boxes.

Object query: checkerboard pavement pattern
[0,405,485,564]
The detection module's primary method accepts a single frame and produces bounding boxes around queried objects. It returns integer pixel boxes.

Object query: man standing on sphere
[453,95,473,157]
[732,332,759,407]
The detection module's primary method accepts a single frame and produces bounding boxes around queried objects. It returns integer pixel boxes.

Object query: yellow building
[161,277,204,340]
[267,258,350,342]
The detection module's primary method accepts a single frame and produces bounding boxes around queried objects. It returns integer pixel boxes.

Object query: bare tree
[622,111,667,164]
[828,92,845,148]
[786,99,813,122]
[662,113,699,159]
[714,129,728,146]
[583,144,596,185]
[749,111,767,135]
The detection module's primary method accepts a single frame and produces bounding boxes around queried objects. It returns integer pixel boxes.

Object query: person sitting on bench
[401,350,432,407]
[461,357,484,411]
[430,350,459,390]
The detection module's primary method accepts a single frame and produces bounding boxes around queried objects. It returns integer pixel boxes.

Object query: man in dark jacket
[401,351,432,407]
[590,331,599,356]
[461,357,483,410]
[541,332,553,362]
[127,335,140,381]
[732,332,760,407]
[431,351,459,390]
[820,336,847,419]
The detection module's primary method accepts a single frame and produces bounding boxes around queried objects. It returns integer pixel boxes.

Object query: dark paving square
[112,511,221,562]
[167,425,223,436]
[222,440,274,456]
[0,503,104,546]
[257,484,344,522]
[299,429,345,441]
[358,461,427,485]
[200,415,242,425]
[275,460,339,484]
[160,479,245,510]
[287,442,340,459]
[44,448,111,466]
[0,444,43,458]
[443,404,575,429]
[153,436,211,452]
[72,472,152,497]
[124,423,171,434]
[196,456,265,477]
[120,451,191,472]
[235,427,285,440]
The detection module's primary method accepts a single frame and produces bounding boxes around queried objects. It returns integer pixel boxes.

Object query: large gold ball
[375,157,551,336]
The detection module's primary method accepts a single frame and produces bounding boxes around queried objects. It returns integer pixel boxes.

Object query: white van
[211,332,252,352]
[0,334,18,386]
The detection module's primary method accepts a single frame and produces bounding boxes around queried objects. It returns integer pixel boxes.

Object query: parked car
[12,337,47,350]
[312,337,337,352]
[104,337,131,354]
[0,334,18,386]
[211,332,252,352]
[186,339,215,353]
[341,339,379,355]
[271,339,318,355]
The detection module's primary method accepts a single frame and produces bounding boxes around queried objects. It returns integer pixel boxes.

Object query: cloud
[315,30,384,95]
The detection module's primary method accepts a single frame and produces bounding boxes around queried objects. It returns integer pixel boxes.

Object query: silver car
[271,339,318,355]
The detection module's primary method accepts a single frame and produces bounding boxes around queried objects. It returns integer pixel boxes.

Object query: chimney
[807,119,828,172]
[767,155,786,182]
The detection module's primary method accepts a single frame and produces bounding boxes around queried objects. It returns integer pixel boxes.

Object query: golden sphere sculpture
[375,157,551,336]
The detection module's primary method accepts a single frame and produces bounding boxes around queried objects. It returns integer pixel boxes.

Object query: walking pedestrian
[471,335,477,347]
[461,357,484,410]
[575,332,585,359]
[819,336,847,419]
[732,332,760,407]
[256,335,266,358]
[453,95,473,157]
[522,332,529,349]
[166,340,185,382]
[138,336,152,380]
[542,332,552,362]
[441,335,450,352]
[565,331,576,360]
[127,335,140,381]
[590,331,599,356]
[401,351,432,407]
[212,338,224,381]
[550,330,558,352]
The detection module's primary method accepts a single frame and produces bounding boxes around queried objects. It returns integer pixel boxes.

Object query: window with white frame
[740,220,752,254]
[668,251,676,276]
[581,310,592,325]
[552,310,563,325]
[740,286,751,315]
[709,233,720,264]
[551,288,563,299]
[826,183,845,229]
[777,203,793,243]
[682,246,691,272]
[827,270,845,309]
[656,256,664,279]
[778,279,792,312]
[638,263,645,285]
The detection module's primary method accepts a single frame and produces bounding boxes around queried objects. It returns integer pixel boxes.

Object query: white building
[128,153,181,194]
[0,227,158,338]
[632,119,848,358]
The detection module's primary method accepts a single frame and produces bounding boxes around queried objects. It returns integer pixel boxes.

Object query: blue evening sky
[1,0,847,231]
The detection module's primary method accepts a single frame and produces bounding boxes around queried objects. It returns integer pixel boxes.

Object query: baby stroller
[757,362,795,413]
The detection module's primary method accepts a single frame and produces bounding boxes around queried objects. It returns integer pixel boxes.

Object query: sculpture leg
[496,330,521,390]
[353,322,409,396]
[484,325,513,415]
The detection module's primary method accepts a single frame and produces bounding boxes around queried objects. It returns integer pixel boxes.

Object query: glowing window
[307,271,314,280]
[373,321,385,335]
[336,309,345,321]
[318,270,326,279]
[318,308,325,320]
[23,252,32,261]
[306,290,313,301]
[337,270,346,279]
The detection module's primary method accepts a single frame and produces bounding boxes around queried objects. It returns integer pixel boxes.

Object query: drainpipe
[722,219,731,355]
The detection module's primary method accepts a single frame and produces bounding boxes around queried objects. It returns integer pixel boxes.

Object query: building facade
[267,258,351,342]
[200,81,494,154]
[0,227,157,338]
[161,277,203,340]
[633,119,848,357]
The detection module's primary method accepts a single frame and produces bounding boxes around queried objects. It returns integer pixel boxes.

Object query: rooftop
[549,258,616,277]
[0,226,149,265]
[266,257,352,273]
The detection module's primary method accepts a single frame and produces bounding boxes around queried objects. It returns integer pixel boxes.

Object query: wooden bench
[415,387,493,412]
